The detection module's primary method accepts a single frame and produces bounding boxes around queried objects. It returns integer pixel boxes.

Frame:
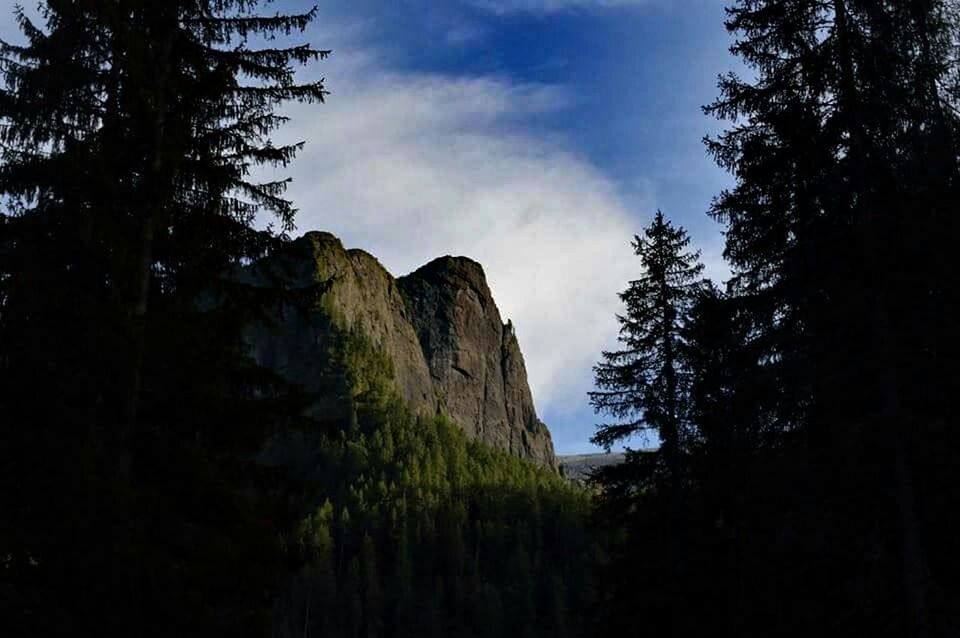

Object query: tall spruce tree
[0,2,328,635]
[589,211,704,636]
[591,211,704,483]
[703,0,960,634]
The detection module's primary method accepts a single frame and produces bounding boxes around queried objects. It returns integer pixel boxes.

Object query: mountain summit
[246,231,556,468]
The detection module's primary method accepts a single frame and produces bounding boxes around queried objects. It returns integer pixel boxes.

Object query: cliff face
[247,231,556,468]
[398,257,555,466]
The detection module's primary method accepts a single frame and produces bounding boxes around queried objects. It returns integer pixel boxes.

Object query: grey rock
[399,257,556,468]
[246,232,557,468]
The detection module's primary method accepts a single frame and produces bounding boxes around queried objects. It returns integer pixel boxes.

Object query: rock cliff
[246,231,556,468]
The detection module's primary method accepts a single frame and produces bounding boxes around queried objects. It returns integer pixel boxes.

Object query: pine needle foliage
[590,211,704,463]
[266,324,599,638]
[588,2,960,636]
[701,4,960,634]
[0,3,329,636]
[587,211,705,637]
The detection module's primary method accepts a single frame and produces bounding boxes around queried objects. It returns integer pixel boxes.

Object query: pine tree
[589,211,704,636]
[360,533,384,638]
[680,284,768,635]
[703,1,960,634]
[0,2,329,635]
[590,211,704,491]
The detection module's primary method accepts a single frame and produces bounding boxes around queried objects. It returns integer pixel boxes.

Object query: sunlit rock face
[246,231,556,468]
[399,256,555,468]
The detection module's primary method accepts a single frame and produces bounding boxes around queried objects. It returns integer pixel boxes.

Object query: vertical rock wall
[398,257,556,467]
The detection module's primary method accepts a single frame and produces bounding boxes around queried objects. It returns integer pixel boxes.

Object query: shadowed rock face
[247,231,556,468]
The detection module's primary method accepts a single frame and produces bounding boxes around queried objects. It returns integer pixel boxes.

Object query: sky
[0,1,739,455]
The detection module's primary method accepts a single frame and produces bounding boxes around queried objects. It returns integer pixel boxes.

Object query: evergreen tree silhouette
[0,2,328,635]
[589,210,704,635]
[591,211,704,486]
[701,0,960,634]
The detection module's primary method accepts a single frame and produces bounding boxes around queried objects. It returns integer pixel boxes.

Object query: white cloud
[468,0,648,14]
[270,52,644,413]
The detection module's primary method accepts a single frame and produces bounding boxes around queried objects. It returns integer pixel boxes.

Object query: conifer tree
[0,2,329,635]
[589,211,704,636]
[590,211,704,492]
[703,1,960,634]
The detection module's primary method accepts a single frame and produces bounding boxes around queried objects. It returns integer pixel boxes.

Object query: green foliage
[271,323,598,638]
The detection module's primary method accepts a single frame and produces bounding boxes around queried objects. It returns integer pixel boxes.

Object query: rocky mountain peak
[247,232,556,468]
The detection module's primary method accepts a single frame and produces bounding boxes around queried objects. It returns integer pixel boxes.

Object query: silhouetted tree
[590,211,704,498]
[0,2,328,635]
[592,4,960,634]
[700,0,960,634]
[589,210,704,635]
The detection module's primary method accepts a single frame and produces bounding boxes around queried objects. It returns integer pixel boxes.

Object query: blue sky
[0,0,739,454]
[296,0,737,241]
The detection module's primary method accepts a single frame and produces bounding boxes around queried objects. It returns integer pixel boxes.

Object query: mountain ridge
[246,231,557,468]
